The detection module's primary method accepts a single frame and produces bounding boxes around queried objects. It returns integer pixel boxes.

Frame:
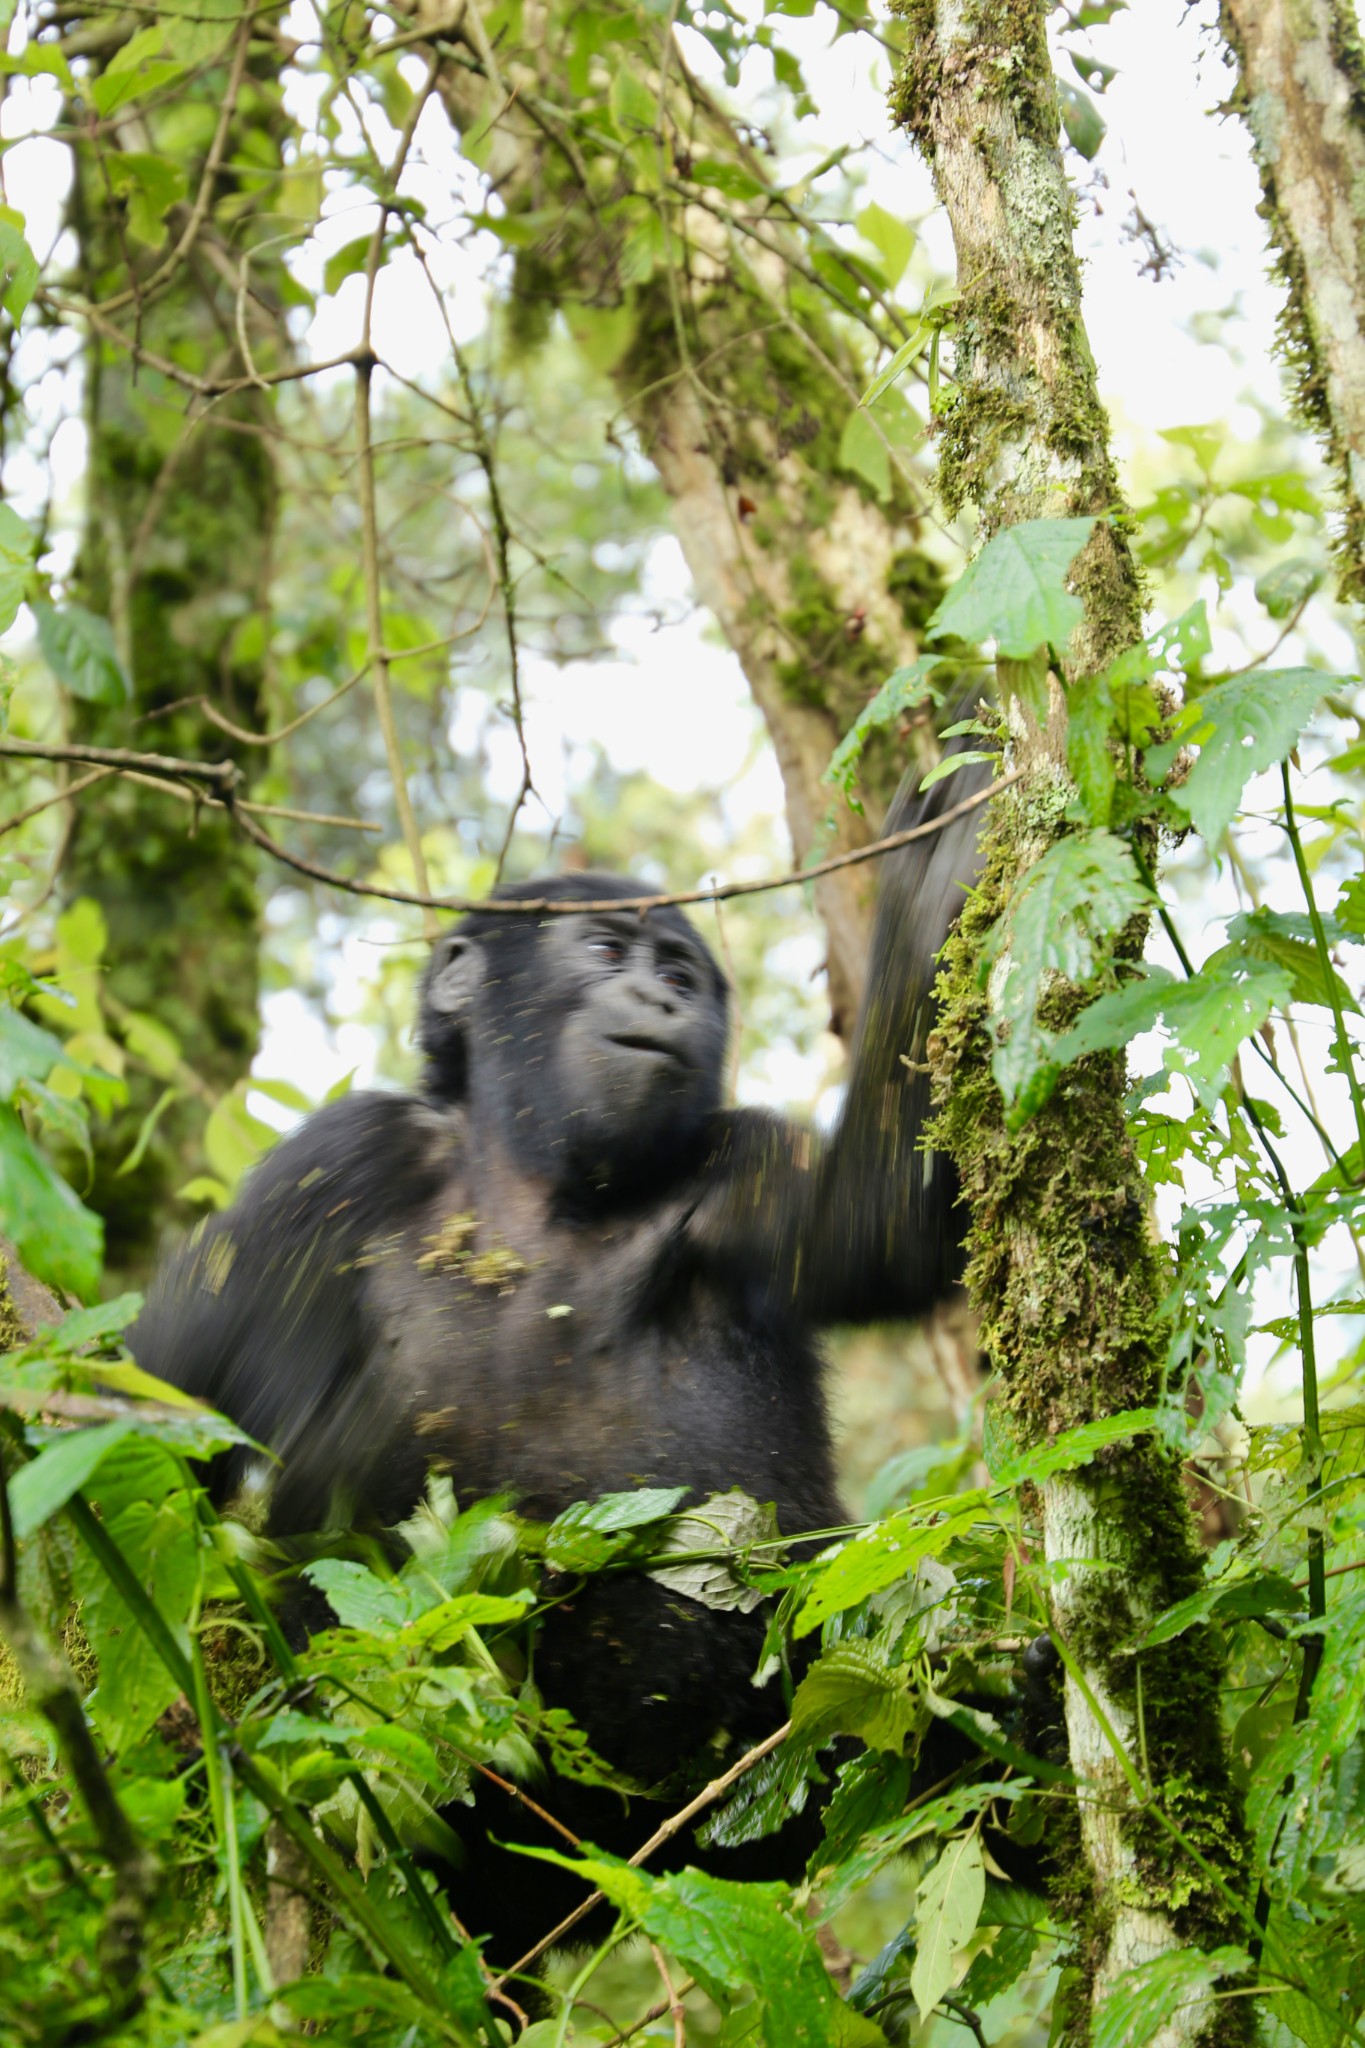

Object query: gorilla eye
[657,960,695,994]
[587,934,627,965]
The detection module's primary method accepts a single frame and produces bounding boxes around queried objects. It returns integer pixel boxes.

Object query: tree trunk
[1217,0,1365,598]
[895,4,1251,2038]
[63,41,287,1280]
[408,0,950,1033]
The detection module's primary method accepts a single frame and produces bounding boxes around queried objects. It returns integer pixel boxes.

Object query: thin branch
[489,1719,792,1991]
[0,736,1011,913]
[229,768,1014,915]
[89,13,256,319]
[0,736,239,790]
[0,765,116,836]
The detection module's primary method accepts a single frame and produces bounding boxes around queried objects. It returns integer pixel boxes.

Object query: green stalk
[1280,761,1365,1154]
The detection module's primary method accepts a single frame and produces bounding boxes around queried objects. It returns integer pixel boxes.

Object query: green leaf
[1255,555,1323,619]
[988,1407,1159,1487]
[545,1485,686,1573]
[0,501,34,636]
[609,64,657,135]
[89,27,184,116]
[794,1499,986,1635]
[34,602,131,704]
[1142,1571,1303,1647]
[1162,668,1334,846]
[1209,907,1359,1013]
[985,830,1148,1116]
[303,1558,410,1632]
[0,1007,72,1097]
[696,1740,823,1849]
[322,235,372,298]
[0,208,38,322]
[83,1491,199,1749]
[648,1488,779,1610]
[911,1832,984,2021]
[1337,872,1365,935]
[825,656,940,804]
[0,1102,102,1299]
[838,406,891,498]
[1066,669,1116,824]
[1056,80,1106,158]
[857,201,915,287]
[790,1641,921,1752]
[1091,1946,1251,2048]
[928,518,1097,656]
[1054,955,1292,1109]
[7,1419,136,1540]
[106,151,186,248]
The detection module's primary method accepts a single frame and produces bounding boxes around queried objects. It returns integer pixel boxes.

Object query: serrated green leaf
[928,518,1096,656]
[648,1488,778,1611]
[82,1492,199,1750]
[303,1557,409,1633]
[911,1832,984,2020]
[7,1419,136,1540]
[989,1407,1159,1486]
[1054,955,1291,1109]
[1209,908,1358,1013]
[35,602,131,704]
[825,656,939,802]
[0,500,34,636]
[1164,668,1334,846]
[794,1499,986,1635]
[546,1485,686,1573]
[1091,1946,1251,2048]
[986,830,1148,1114]
[791,1641,921,1752]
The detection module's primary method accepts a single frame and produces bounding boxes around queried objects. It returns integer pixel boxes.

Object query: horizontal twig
[0,734,1014,917]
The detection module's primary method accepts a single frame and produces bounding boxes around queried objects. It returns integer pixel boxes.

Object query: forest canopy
[1,1,1364,2045]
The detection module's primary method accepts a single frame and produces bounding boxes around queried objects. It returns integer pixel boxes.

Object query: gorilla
[131,765,991,1964]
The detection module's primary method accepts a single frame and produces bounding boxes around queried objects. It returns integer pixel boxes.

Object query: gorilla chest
[363,1188,826,1525]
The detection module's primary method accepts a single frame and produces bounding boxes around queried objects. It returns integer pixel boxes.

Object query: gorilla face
[542,911,727,1183]
[420,878,729,1195]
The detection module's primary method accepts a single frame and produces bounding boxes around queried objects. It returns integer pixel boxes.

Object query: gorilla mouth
[607,1032,682,1061]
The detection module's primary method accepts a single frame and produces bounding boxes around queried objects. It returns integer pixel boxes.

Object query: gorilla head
[418,874,730,1196]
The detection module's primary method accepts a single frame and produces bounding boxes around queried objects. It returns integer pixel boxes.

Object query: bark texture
[895,3,1250,2039]
[407,0,949,1033]
[1219,0,1365,596]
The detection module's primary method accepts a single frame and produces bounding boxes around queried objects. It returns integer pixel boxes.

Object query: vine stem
[1280,760,1365,1154]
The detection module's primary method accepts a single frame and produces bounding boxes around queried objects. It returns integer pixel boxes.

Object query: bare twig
[0,765,116,836]
[650,1944,687,2048]
[489,1719,793,1991]
[229,768,1016,916]
[0,737,1012,914]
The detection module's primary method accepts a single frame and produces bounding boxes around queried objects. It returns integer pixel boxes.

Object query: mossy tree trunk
[64,45,288,1282]
[1218,0,1365,599]
[409,0,948,1036]
[895,4,1251,2039]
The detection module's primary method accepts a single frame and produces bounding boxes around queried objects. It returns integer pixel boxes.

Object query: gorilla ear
[425,933,484,1017]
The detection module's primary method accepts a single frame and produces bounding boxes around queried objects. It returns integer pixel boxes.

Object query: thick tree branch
[1217,0,1365,596]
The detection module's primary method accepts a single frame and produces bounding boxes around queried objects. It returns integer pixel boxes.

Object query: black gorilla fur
[131,767,990,1963]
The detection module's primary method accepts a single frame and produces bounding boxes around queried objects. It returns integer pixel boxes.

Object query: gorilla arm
[130,1092,458,1530]
[688,759,991,1327]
